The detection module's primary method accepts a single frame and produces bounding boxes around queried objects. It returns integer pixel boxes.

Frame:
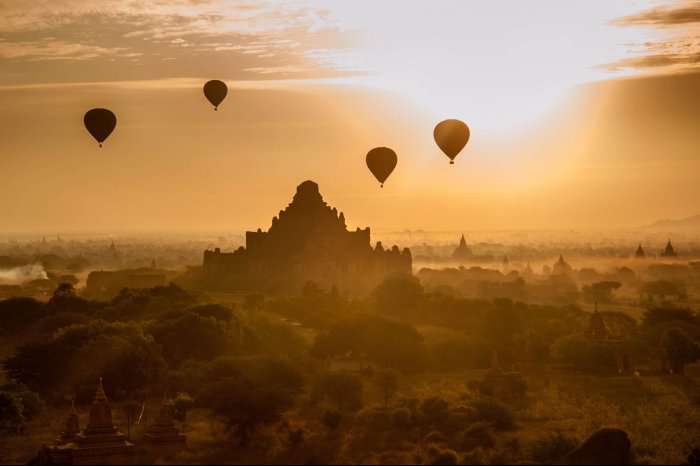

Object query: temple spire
[488,350,504,376]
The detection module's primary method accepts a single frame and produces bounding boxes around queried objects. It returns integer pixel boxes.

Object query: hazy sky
[0,0,699,234]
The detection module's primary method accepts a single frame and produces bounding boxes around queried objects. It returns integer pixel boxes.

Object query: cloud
[607,2,700,72]
[615,2,700,26]
[0,1,359,85]
[604,51,700,71]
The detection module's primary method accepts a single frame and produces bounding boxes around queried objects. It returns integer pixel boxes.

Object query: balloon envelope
[203,80,228,110]
[366,147,397,187]
[434,119,470,164]
[84,108,116,147]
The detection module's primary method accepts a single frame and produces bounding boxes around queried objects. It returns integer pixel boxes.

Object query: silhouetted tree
[582,281,621,303]
[661,329,700,374]
[0,382,44,434]
[374,369,399,407]
[313,371,363,412]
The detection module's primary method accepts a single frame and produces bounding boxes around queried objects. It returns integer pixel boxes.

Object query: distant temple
[452,234,472,260]
[37,379,136,465]
[661,240,677,257]
[552,255,573,275]
[143,396,187,456]
[502,254,510,272]
[635,244,645,258]
[202,181,412,294]
[586,303,634,374]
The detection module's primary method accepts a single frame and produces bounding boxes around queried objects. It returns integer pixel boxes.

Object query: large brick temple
[202,180,412,293]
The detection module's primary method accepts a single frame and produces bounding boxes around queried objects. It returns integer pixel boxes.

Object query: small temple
[661,240,677,257]
[143,395,187,455]
[552,255,573,275]
[37,378,136,465]
[481,350,513,400]
[501,254,510,272]
[452,234,472,261]
[585,304,635,374]
[587,303,608,341]
[635,244,645,258]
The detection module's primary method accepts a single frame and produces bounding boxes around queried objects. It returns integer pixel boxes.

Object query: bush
[288,428,304,448]
[529,431,579,463]
[507,373,527,398]
[457,422,495,451]
[430,448,459,465]
[391,407,413,428]
[469,397,516,431]
[423,430,448,444]
[421,396,450,425]
[322,409,342,430]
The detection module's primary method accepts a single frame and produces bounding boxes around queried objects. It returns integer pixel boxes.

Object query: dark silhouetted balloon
[83,108,116,148]
[434,119,470,164]
[203,80,228,110]
[366,147,397,188]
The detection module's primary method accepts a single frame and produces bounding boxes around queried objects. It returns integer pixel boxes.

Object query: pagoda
[635,244,645,258]
[482,351,512,400]
[452,234,472,260]
[552,255,573,275]
[37,378,136,465]
[143,395,187,455]
[660,240,677,257]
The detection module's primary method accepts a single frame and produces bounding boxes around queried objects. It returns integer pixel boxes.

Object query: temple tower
[143,395,187,456]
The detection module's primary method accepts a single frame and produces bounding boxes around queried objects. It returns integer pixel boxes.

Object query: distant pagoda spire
[143,394,187,449]
[661,239,677,257]
[453,233,472,260]
[57,400,80,445]
[488,350,504,376]
[588,302,608,341]
[635,244,645,258]
[82,377,116,436]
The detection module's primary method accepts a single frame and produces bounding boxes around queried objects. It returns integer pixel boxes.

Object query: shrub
[457,422,495,451]
[430,448,459,465]
[469,397,516,431]
[421,396,450,425]
[391,407,413,428]
[322,409,342,430]
[529,431,579,463]
[423,430,448,444]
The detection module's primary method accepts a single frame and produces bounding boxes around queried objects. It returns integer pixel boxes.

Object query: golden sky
[0,0,698,233]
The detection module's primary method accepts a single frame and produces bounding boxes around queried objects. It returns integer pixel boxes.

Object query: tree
[372,272,424,317]
[640,280,687,301]
[420,397,449,425]
[202,377,293,446]
[147,312,228,368]
[661,329,700,374]
[0,382,44,434]
[582,281,622,303]
[311,315,428,371]
[374,369,399,408]
[172,392,195,423]
[0,297,44,334]
[201,356,304,446]
[3,321,165,399]
[313,371,363,412]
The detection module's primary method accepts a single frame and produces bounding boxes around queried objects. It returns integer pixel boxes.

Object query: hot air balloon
[366,147,397,188]
[434,119,470,164]
[203,80,228,110]
[84,108,116,148]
